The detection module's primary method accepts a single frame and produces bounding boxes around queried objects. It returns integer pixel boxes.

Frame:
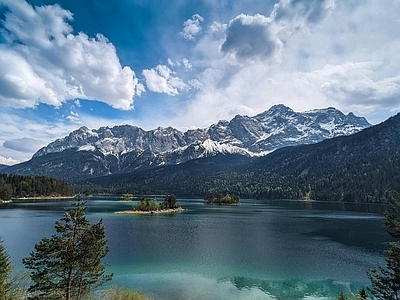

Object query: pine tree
[358,287,368,300]
[0,238,12,300]
[367,198,400,299]
[23,196,112,300]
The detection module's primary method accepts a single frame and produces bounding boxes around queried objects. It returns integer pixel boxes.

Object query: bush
[90,285,151,300]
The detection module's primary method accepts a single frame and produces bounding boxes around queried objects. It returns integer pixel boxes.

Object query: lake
[0,197,390,299]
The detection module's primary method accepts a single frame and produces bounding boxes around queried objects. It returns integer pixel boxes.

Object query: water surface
[0,198,389,299]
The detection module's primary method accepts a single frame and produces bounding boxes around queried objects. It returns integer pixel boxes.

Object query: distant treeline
[74,151,400,204]
[0,174,74,200]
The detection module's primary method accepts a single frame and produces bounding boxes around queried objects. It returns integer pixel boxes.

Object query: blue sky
[1,0,400,164]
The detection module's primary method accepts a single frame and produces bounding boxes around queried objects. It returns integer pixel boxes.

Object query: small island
[204,193,240,205]
[120,193,134,202]
[116,194,184,214]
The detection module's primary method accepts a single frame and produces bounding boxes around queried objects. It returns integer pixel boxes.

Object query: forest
[0,174,74,201]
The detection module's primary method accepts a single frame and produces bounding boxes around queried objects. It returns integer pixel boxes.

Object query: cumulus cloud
[0,0,139,110]
[66,110,81,123]
[0,156,20,166]
[311,62,400,111]
[219,0,335,63]
[220,14,282,63]
[182,58,192,70]
[3,138,46,153]
[208,21,227,36]
[180,14,204,40]
[142,65,189,96]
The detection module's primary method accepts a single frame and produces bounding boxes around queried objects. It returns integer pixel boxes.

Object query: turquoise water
[0,198,389,299]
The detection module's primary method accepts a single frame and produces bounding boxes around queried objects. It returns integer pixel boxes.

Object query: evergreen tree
[337,291,346,300]
[367,198,400,299]
[22,196,112,300]
[160,194,179,209]
[0,238,12,300]
[358,287,368,300]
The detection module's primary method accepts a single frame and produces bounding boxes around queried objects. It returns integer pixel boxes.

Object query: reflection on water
[0,198,389,299]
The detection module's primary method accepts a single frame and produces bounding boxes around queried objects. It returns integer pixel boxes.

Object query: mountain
[3,104,370,182]
[0,164,9,171]
[81,113,400,203]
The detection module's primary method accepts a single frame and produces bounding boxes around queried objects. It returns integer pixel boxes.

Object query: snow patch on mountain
[78,145,95,152]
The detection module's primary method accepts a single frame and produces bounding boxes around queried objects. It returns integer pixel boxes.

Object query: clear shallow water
[0,198,389,299]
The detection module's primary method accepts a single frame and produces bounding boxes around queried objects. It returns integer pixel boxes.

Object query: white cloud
[182,58,192,70]
[180,14,204,40]
[311,62,400,112]
[208,21,227,36]
[0,0,139,110]
[135,83,146,97]
[0,156,20,166]
[142,65,189,96]
[167,58,175,67]
[66,110,81,123]
[3,138,46,153]
[0,111,80,162]
[188,79,202,90]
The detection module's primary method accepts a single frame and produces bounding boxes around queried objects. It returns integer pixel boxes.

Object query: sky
[0,0,400,164]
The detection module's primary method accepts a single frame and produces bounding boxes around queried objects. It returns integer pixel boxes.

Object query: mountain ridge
[3,104,370,182]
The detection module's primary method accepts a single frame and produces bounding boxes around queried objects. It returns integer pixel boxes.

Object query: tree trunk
[66,268,72,300]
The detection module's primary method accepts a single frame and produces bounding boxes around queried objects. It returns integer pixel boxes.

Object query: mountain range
[3,104,370,182]
[82,112,400,203]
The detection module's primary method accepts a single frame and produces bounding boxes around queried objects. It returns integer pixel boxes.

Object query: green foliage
[0,174,74,200]
[132,197,152,211]
[132,194,180,212]
[336,288,369,300]
[337,291,346,300]
[22,196,112,300]
[359,287,368,300]
[122,194,133,201]
[90,285,150,300]
[0,238,12,300]
[160,194,179,210]
[367,196,400,299]
[204,193,240,204]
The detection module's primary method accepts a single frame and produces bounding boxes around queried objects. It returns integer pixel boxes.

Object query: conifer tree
[0,238,12,300]
[368,197,400,299]
[23,196,112,300]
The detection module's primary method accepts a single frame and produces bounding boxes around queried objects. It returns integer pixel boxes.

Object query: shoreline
[115,207,185,214]
[10,196,76,201]
[0,200,13,204]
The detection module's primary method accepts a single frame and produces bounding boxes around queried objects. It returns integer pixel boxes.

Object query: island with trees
[116,194,184,214]
[121,193,133,201]
[204,193,240,205]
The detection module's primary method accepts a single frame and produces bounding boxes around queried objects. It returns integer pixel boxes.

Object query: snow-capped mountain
[5,105,371,181]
